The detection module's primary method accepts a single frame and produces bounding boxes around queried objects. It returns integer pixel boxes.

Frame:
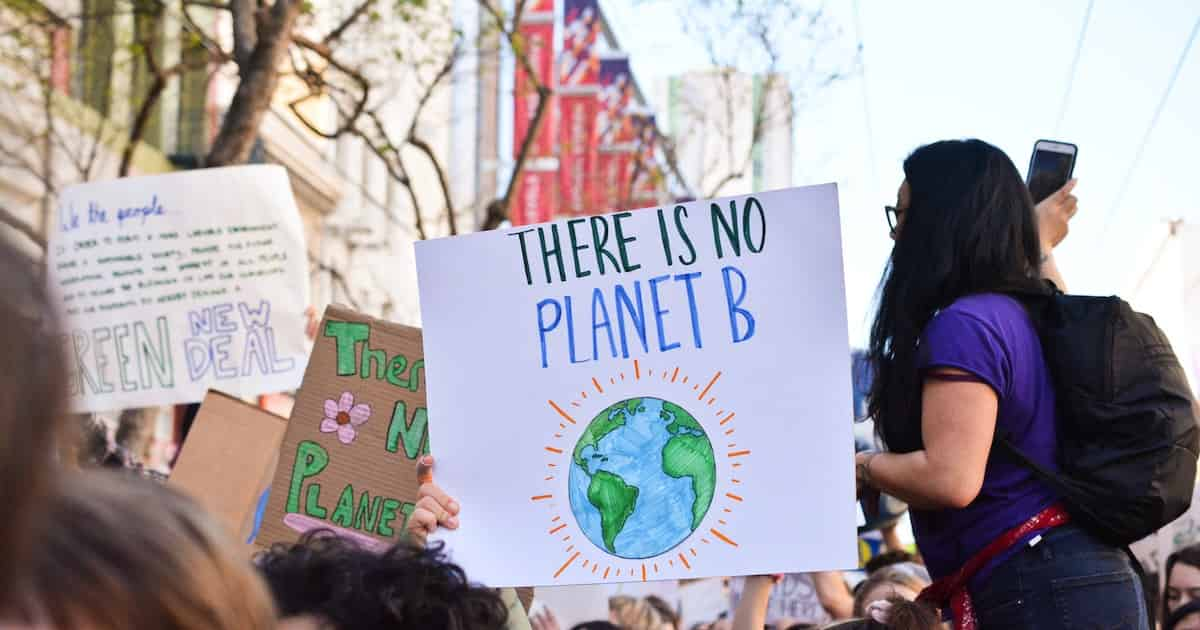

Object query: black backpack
[1000,286,1200,547]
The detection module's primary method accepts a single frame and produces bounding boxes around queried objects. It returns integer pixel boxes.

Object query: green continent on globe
[587,470,640,553]
[660,401,703,435]
[662,433,716,530]
[573,398,642,468]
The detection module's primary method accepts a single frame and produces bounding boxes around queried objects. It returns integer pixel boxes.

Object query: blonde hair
[17,471,277,629]
[852,566,930,618]
[609,595,674,630]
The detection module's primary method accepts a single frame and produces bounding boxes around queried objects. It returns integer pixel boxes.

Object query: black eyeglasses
[885,205,903,235]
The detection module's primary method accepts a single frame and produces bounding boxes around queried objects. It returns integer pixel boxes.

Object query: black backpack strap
[994,436,1073,497]
[996,437,1117,542]
[994,436,1103,527]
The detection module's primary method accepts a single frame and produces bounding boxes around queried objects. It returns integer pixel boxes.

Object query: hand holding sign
[408,455,460,546]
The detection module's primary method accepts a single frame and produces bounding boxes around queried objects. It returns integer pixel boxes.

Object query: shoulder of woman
[928,293,1031,335]
[942,293,1026,319]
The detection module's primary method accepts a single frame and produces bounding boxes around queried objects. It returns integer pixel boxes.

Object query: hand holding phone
[1036,178,1078,250]
[1027,140,1077,204]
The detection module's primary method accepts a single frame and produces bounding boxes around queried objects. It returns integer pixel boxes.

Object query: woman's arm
[1035,179,1077,292]
[857,372,998,510]
[731,576,774,630]
[1040,251,1067,294]
[812,572,855,620]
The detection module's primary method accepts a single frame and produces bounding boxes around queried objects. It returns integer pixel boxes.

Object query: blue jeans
[970,524,1148,629]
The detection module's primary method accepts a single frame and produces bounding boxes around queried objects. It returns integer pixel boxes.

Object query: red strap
[918,504,1070,630]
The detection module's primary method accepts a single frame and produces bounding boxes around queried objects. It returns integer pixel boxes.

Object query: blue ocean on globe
[568,397,713,559]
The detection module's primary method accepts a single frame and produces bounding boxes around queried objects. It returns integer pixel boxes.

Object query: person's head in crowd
[257,530,509,630]
[608,595,674,630]
[1168,599,1200,630]
[643,595,680,630]
[869,138,1044,453]
[852,567,930,619]
[863,551,919,575]
[13,470,276,629]
[0,233,69,610]
[822,597,940,630]
[1165,545,1200,622]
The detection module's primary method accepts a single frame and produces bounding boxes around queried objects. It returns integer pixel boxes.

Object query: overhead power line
[1055,0,1095,134]
[851,0,878,192]
[1101,14,1200,239]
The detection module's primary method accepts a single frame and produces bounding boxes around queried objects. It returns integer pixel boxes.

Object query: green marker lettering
[354,493,383,532]
[304,484,327,518]
[377,498,402,536]
[385,401,429,460]
[324,321,370,376]
[399,501,417,531]
[385,354,409,387]
[361,345,387,380]
[331,484,356,527]
[286,440,329,514]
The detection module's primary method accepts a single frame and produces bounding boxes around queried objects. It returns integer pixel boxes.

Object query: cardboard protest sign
[169,390,287,544]
[414,184,856,586]
[48,165,310,413]
[257,305,428,550]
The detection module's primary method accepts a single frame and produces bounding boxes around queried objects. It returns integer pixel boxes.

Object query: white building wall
[665,69,792,198]
[757,76,793,192]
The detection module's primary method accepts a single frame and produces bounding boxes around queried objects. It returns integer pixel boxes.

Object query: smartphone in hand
[1027,140,1077,203]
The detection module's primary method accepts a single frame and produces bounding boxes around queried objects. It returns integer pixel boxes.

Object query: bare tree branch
[407,136,457,235]
[0,205,46,250]
[323,0,376,44]
[312,260,362,310]
[360,110,427,240]
[206,0,303,166]
[478,0,549,230]
[119,73,167,177]
[230,0,256,69]
[404,47,459,234]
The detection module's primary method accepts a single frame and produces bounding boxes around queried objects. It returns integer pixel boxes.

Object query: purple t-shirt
[911,293,1059,583]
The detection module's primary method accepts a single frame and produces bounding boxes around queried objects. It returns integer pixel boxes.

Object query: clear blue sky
[602,0,1200,346]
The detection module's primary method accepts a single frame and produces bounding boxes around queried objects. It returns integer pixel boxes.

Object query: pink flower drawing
[320,391,371,444]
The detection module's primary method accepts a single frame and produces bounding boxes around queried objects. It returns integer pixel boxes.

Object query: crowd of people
[0,137,1195,630]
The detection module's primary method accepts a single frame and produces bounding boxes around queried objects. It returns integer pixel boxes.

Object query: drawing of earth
[568,397,716,559]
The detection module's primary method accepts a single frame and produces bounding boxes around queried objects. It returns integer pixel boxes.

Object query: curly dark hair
[256,531,509,630]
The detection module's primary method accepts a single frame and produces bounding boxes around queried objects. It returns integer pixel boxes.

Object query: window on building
[175,30,209,160]
[74,0,115,116]
[129,0,164,149]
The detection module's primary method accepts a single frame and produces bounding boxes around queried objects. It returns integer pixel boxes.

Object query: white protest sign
[415,184,856,587]
[729,575,832,626]
[48,165,310,413]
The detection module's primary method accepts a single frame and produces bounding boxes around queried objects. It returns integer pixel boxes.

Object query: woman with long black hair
[854,139,1146,628]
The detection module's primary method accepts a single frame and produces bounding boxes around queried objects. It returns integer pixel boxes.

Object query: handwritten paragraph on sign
[47,165,310,413]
